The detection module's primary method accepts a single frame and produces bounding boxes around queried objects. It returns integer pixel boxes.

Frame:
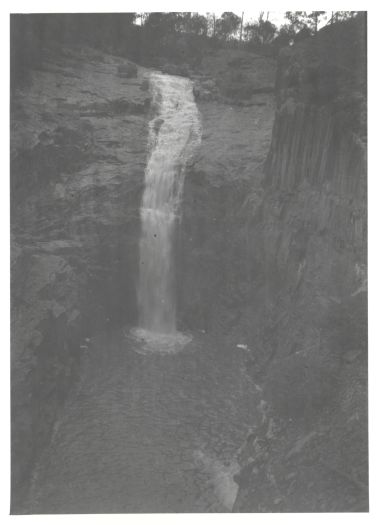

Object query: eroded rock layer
[11,46,150,508]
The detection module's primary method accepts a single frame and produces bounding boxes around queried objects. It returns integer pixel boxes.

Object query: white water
[135,72,201,345]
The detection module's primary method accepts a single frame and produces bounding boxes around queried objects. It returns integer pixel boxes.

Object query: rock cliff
[11,45,150,508]
[232,17,367,512]
[178,17,367,511]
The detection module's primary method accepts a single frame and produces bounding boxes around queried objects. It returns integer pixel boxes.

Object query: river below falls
[26,329,257,513]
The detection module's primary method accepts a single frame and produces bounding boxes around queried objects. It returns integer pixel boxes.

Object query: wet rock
[79,98,150,117]
[117,61,137,78]
[192,77,219,102]
[161,63,189,77]
[193,84,200,99]
[201,79,216,91]
[221,82,253,101]
[153,118,164,134]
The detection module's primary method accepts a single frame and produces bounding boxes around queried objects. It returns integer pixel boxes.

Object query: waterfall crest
[133,72,201,350]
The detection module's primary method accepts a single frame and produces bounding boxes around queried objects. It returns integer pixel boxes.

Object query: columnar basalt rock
[232,16,367,512]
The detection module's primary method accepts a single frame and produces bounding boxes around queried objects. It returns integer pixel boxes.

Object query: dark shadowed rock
[230,16,367,513]
[161,63,189,77]
[117,61,138,78]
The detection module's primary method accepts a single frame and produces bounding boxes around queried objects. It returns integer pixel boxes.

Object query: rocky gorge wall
[11,45,150,509]
[233,18,367,512]
[178,17,367,511]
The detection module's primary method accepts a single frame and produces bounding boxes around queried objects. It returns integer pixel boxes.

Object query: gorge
[11,14,367,513]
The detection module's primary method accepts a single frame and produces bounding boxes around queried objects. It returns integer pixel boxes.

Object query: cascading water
[132,72,201,352]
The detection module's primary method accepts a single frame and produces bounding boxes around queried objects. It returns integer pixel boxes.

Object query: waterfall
[133,72,201,348]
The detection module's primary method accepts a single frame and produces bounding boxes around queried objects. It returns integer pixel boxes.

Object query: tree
[273,23,296,48]
[244,15,277,44]
[179,13,208,35]
[142,12,181,38]
[329,11,358,24]
[284,11,328,36]
[285,11,310,32]
[307,11,326,33]
[216,12,242,40]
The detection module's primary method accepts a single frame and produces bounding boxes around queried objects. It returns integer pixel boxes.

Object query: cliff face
[235,19,367,511]
[177,49,276,332]
[179,17,367,511]
[11,45,150,508]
